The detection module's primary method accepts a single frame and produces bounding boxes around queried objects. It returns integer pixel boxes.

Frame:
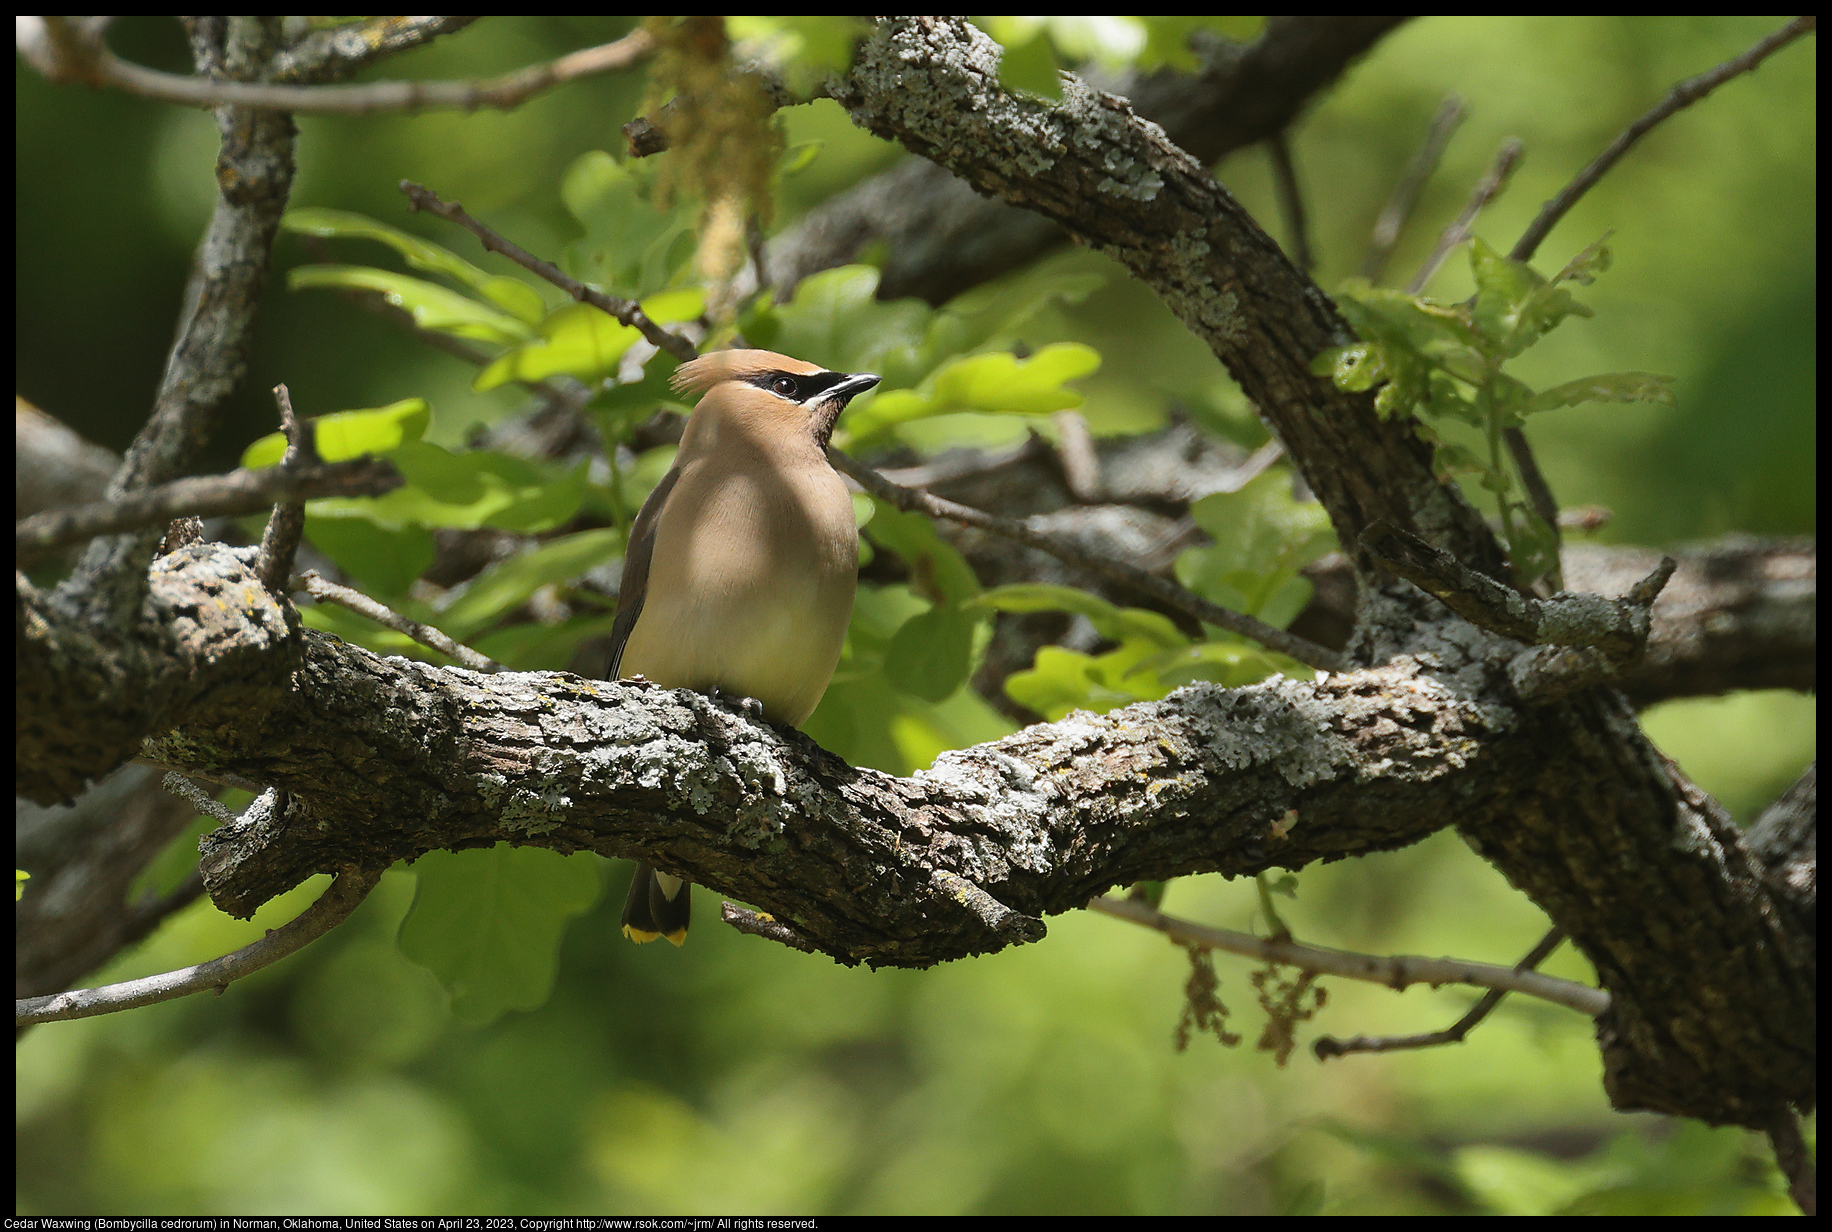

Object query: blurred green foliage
[15,15,1813,1216]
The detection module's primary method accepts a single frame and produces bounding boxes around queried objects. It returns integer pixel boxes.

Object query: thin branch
[722,902,820,953]
[400,181,700,363]
[20,17,653,115]
[1363,94,1466,283]
[16,868,381,1025]
[1407,138,1525,294]
[1361,521,1673,658]
[1313,927,1567,1058]
[1510,16,1817,263]
[833,448,1348,674]
[16,458,402,567]
[161,772,242,825]
[292,570,503,673]
[270,17,483,80]
[1266,130,1314,273]
[255,384,316,592]
[1088,896,1608,1018]
[1503,424,1564,592]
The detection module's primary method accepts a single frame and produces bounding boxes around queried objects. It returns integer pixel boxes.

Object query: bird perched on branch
[609,348,880,945]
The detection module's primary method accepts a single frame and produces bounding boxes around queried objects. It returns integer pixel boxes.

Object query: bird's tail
[621,861,690,945]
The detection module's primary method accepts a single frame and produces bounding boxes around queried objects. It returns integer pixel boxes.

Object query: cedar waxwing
[609,349,880,945]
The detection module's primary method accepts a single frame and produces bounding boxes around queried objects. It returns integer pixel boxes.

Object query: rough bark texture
[769,16,1410,305]
[813,18,1812,1127]
[15,16,1813,1140]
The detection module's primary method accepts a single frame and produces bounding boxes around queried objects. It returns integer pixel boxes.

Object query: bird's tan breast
[617,448,856,727]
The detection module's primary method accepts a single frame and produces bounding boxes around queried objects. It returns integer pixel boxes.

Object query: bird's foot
[701,685,766,720]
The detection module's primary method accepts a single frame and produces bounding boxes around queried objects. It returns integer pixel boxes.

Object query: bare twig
[1313,927,1567,1058]
[1089,896,1608,1017]
[292,570,503,673]
[16,868,382,1025]
[1407,138,1525,294]
[1266,131,1314,273]
[1510,16,1816,263]
[17,459,402,567]
[722,902,820,953]
[1363,94,1466,283]
[161,772,242,825]
[1503,424,1564,592]
[256,384,316,592]
[400,181,699,363]
[833,448,1349,673]
[271,17,480,80]
[1361,521,1673,660]
[20,17,653,115]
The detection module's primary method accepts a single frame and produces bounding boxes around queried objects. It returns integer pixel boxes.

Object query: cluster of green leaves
[979,472,1334,722]
[1314,237,1675,587]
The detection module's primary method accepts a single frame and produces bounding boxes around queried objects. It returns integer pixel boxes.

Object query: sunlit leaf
[437,527,624,640]
[474,290,705,392]
[284,207,547,324]
[308,443,584,533]
[289,265,535,345]
[970,584,1186,650]
[241,398,431,469]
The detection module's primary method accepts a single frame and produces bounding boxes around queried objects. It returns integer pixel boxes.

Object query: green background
[16,16,1814,1214]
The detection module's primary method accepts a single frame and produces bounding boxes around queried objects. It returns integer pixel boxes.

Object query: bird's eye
[771,376,799,397]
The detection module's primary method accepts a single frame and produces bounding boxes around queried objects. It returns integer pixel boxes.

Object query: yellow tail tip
[622,923,689,946]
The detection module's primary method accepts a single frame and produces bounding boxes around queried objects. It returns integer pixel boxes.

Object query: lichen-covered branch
[768,16,1410,304]
[127,549,1500,964]
[814,17,1814,1130]
[829,18,1505,597]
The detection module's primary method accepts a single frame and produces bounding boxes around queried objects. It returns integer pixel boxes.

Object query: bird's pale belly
[618,559,854,727]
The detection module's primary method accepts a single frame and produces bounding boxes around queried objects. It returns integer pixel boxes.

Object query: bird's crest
[670,349,825,395]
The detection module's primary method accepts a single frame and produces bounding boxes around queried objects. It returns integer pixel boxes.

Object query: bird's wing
[606,464,682,678]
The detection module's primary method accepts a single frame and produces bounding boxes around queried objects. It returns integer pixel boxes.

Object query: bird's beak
[817,372,881,408]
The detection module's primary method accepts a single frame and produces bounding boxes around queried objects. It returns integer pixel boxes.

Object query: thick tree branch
[828,18,1506,620]
[55,17,299,629]
[767,16,1410,304]
[812,17,1811,1130]
[1563,539,1816,706]
[118,546,1496,960]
